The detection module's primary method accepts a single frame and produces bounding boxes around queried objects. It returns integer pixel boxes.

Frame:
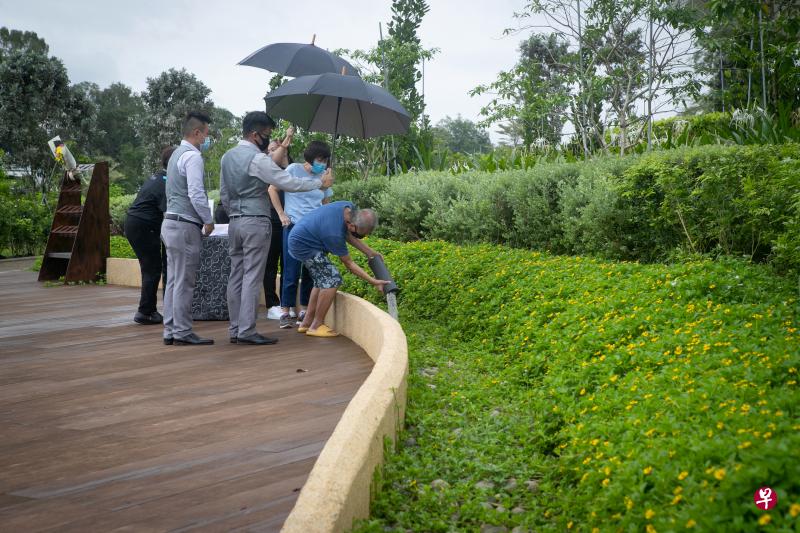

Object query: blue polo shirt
[284,163,334,224]
[288,201,355,261]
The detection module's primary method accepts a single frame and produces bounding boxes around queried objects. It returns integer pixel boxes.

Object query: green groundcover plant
[341,239,800,532]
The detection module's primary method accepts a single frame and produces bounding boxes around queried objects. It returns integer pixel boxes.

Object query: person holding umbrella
[220,111,333,346]
[289,201,389,337]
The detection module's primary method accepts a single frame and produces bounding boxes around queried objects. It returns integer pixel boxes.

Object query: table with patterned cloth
[192,235,230,320]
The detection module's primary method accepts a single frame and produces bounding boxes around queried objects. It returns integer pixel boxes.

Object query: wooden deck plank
[0,270,372,532]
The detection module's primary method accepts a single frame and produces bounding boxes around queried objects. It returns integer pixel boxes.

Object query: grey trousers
[227,217,271,339]
[161,218,202,339]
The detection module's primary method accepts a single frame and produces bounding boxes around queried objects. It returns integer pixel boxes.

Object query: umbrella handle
[331,96,342,175]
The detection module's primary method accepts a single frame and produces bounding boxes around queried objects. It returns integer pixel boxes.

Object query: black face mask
[255,133,270,152]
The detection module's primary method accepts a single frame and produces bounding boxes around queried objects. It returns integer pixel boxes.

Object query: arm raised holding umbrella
[220,111,333,346]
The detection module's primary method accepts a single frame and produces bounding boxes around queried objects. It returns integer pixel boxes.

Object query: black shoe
[173,333,214,345]
[163,337,173,345]
[236,333,279,345]
[230,337,238,344]
[135,311,163,325]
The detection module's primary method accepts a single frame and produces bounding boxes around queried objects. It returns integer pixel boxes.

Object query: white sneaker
[266,306,283,320]
[289,308,298,319]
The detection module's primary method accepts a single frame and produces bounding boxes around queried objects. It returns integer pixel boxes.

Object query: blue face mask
[311,161,327,174]
[200,136,211,152]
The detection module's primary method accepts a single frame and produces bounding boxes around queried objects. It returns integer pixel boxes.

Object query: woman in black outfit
[124,146,175,325]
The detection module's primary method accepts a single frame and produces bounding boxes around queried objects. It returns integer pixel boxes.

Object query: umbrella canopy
[263,73,410,139]
[238,42,359,78]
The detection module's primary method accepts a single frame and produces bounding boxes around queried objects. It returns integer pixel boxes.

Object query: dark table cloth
[192,235,230,320]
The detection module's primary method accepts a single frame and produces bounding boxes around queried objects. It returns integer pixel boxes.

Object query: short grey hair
[352,208,378,234]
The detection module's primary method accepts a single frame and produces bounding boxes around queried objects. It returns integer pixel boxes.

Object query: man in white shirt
[220,111,333,345]
[161,111,215,346]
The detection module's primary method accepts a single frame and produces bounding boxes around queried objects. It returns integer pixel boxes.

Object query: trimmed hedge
[335,144,800,274]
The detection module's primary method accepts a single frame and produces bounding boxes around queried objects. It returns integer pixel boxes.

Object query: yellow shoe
[306,324,339,338]
[297,325,309,333]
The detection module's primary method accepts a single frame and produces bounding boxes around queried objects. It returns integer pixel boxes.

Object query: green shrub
[350,144,800,273]
[333,174,391,211]
[109,194,135,235]
[0,182,52,257]
[110,235,135,259]
[344,239,800,532]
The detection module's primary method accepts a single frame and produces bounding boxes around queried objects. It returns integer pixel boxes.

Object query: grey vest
[166,143,204,219]
[220,143,269,216]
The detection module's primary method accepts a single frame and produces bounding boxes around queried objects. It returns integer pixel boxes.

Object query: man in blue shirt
[288,201,389,337]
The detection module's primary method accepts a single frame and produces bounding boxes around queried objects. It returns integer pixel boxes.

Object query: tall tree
[350,0,437,172]
[689,0,799,113]
[0,27,48,61]
[432,115,493,154]
[472,33,572,148]
[512,0,697,155]
[0,30,91,195]
[137,68,213,174]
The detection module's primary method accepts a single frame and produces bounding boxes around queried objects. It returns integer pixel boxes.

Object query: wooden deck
[0,269,373,532]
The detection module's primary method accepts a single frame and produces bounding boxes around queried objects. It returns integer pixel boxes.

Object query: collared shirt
[220,140,325,212]
[243,140,324,192]
[165,140,212,224]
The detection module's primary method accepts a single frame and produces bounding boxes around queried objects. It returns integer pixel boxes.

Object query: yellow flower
[625,496,634,510]
[758,514,771,526]
[713,468,726,480]
[678,471,689,481]
[567,521,573,529]
[790,503,800,518]
[602,478,610,487]
[646,525,657,533]
[643,466,653,475]
[645,509,656,519]
[671,494,683,505]
[686,519,697,528]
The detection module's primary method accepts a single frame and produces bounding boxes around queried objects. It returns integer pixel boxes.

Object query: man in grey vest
[220,111,333,345]
[161,111,215,346]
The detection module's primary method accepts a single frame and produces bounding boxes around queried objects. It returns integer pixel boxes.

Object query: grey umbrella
[263,73,410,139]
[238,36,359,78]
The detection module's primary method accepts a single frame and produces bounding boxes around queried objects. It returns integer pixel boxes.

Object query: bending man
[288,201,389,337]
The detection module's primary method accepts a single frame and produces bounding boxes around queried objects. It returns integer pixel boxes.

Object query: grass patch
[345,239,800,532]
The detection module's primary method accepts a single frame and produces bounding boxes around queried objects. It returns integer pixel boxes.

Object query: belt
[164,213,202,228]
[228,214,269,218]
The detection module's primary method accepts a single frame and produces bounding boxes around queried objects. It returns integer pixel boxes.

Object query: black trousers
[124,215,167,315]
[262,221,283,308]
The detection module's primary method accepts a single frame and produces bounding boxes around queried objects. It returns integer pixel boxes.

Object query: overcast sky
[1,0,540,143]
